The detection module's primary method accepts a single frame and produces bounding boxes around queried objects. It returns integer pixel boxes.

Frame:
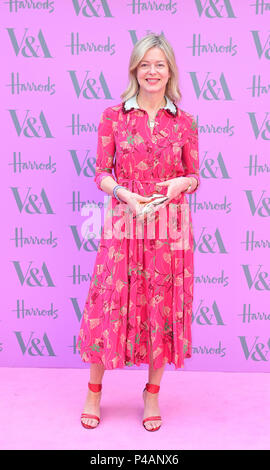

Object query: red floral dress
[76,96,200,370]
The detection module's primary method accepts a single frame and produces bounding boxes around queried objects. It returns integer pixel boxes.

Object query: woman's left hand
[155,177,190,207]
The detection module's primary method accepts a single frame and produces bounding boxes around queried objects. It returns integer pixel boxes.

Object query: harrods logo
[69,191,107,212]
[70,335,81,355]
[67,33,115,56]
[188,33,238,57]
[242,231,270,251]
[126,0,177,15]
[10,152,56,174]
[15,300,58,320]
[248,75,270,98]
[245,154,270,176]
[192,341,226,357]
[197,119,234,136]
[67,115,98,135]
[188,194,232,214]
[250,0,270,15]
[11,227,58,249]
[69,266,94,286]
[240,304,270,323]
[6,0,55,13]
[194,269,229,287]
[7,72,56,96]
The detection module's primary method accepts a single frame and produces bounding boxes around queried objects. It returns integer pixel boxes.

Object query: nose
[149,64,158,73]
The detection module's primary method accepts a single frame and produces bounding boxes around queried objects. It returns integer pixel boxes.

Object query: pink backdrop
[1,0,269,372]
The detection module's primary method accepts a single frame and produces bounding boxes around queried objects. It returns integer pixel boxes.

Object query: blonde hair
[120,33,182,104]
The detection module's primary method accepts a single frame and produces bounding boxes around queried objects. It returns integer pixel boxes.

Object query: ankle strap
[88,382,102,392]
[145,382,160,394]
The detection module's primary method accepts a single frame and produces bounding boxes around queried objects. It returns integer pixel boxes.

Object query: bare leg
[143,335,165,430]
[81,363,105,428]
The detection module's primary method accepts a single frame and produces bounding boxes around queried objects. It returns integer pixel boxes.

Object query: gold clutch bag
[136,192,169,219]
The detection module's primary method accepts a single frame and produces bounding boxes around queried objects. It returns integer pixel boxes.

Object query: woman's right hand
[116,187,153,218]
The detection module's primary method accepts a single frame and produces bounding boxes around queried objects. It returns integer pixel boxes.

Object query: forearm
[174,176,198,193]
[184,176,198,193]
[99,175,131,202]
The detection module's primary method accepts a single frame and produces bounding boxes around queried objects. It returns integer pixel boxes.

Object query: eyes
[139,63,165,68]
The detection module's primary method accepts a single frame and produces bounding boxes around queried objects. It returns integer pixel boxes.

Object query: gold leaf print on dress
[90,318,100,329]
[101,135,113,146]
[136,160,149,170]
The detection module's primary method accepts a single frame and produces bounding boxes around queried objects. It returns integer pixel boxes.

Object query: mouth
[146,78,160,84]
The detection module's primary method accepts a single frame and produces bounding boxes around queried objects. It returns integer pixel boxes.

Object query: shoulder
[177,107,198,133]
[178,107,196,125]
[100,103,122,121]
[97,105,121,132]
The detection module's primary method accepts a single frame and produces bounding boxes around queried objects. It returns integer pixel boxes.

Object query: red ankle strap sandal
[144,383,160,394]
[88,383,102,393]
[81,382,102,429]
[142,382,162,432]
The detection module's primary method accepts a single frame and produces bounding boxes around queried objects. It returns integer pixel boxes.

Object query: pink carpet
[0,367,269,450]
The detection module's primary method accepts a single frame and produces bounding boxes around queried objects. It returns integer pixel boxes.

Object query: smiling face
[136,46,171,96]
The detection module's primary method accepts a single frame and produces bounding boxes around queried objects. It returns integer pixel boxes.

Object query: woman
[77,33,200,432]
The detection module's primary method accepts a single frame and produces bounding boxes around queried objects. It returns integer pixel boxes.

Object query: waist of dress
[117,177,168,183]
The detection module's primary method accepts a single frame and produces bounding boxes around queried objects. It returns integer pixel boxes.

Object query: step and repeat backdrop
[0,0,269,372]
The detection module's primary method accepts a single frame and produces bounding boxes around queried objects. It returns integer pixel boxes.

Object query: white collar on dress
[123,92,177,116]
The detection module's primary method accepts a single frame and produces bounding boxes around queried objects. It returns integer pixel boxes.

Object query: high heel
[81,382,102,429]
[142,382,162,432]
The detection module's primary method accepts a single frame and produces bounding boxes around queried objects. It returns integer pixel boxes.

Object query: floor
[0,367,269,450]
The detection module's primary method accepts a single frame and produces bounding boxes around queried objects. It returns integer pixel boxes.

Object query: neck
[137,90,166,112]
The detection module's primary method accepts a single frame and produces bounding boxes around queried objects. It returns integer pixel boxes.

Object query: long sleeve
[182,114,200,194]
[94,106,117,190]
